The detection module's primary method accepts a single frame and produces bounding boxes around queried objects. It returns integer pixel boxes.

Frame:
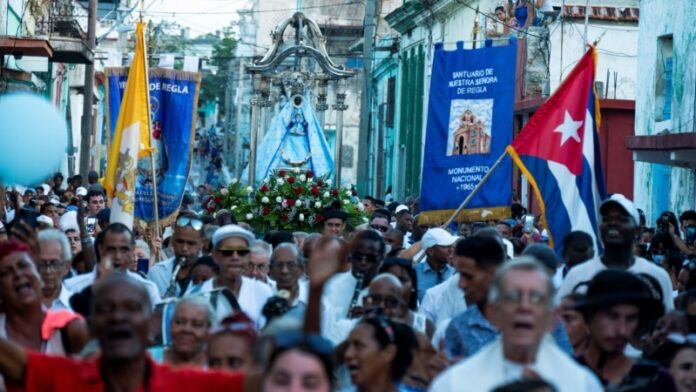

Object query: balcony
[35,0,93,64]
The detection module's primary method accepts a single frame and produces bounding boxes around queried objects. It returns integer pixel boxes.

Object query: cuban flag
[506,47,606,255]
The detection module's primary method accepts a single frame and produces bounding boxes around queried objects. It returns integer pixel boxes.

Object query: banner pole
[440,150,508,229]
[141,15,161,236]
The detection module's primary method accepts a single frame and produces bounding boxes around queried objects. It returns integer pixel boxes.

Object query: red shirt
[9,352,245,392]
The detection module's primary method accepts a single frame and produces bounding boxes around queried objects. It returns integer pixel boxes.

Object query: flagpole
[440,150,508,229]
[140,2,161,236]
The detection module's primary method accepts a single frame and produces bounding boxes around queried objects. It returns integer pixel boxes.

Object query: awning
[626,132,696,168]
[0,36,53,58]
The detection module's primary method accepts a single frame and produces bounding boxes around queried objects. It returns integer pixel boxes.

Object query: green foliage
[199,23,237,116]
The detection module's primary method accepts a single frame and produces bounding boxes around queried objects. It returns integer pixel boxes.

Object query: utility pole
[356,0,377,195]
[79,0,98,178]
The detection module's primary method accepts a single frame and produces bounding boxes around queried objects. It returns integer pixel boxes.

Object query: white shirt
[556,256,674,311]
[63,268,162,308]
[148,257,177,298]
[320,271,366,344]
[419,273,467,326]
[429,336,602,392]
[50,284,73,311]
[189,276,274,327]
[275,279,309,307]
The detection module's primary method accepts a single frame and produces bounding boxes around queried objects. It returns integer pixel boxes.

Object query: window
[654,35,673,122]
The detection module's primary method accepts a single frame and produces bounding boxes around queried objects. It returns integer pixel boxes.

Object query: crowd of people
[0,171,695,392]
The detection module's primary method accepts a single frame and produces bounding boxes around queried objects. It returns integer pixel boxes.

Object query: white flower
[230,178,238,185]
[323,191,330,198]
[276,196,283,203]
[293,167,301,174]
[299,213,305,221]
[231,205,237,211]
[245,213,253,220]
[246,186,253,193]
[276,178,284,186]
[357,202,365,211]
[345,190,351,197]
[299,174,306,182]
[220,188,229,196]
[315,201,322,208]
[262,177,269,184]
[296,198,302,206]
[342,199,349,205]
[261,196,270,204]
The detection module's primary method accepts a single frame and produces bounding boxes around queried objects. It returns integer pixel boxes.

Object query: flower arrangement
[205,169,366,233]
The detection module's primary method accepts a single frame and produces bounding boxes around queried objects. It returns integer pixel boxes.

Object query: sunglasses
[370,224,389,233]
[350,251,379,264]
[219,248,250,257]
[274,331,334,355]
[176,216,203,231]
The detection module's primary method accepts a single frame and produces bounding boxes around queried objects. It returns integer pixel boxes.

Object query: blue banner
[420,40,517,223]
[105,68,200,222]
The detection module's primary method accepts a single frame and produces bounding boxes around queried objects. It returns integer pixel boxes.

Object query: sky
[143,0,252,37]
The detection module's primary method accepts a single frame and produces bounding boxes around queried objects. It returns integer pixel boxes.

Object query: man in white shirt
[430,258,602,391]
[37,229,74,310]
[148,213,204,298]
[419,273,466,327]
[246,240,276,289]
[269,242,308,307]
[557,194,674,311]
[188,224,273,327]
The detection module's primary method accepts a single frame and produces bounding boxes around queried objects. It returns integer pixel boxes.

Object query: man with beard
[557,194,673,311]
[0,274,260,391]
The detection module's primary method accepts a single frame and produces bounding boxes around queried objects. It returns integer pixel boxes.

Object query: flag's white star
[553,111,583,146]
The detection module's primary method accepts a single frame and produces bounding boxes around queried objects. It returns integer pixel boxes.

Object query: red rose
[294,186,303,195]
[288,176,295,184]
[214,196,222,203]
[332,189,339,196]
[307,171,314,178]
[260,184,269,193]
[278,170,286,177]
[316,180,324,187]
[311,186,320,195]
[281,214,289,221]
[287,198,295,207]
[207,206,215,213]
[315,213,324,223]
[262,207,271,215]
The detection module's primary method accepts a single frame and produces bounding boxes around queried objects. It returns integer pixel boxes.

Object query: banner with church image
[105,68,201,222]
[419,40,517,224]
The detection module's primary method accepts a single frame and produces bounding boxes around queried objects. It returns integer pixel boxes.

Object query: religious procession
[0,0,694,391]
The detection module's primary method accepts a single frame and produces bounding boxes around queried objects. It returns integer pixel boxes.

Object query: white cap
[422,228,458,250]
[59,210,79,232]
[395,204,410,214]
[37,215,54,227]
[600,194,640,225]
[76,187,88,197]
[213,224,256,249]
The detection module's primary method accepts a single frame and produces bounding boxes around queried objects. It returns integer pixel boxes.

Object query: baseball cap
[76,187,88,197]
[213,224,256,249]
[395,204,410,215]
[422,228,458,250]
[600,193,640,225]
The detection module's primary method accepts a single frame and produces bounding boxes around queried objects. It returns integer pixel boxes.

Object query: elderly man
[188,225,273,326]
[269,242,307,307]
[37,229,74,310]
[148,213,204,298]
[245,240,274,288]
[557,194,674,311]
[414,228,457,302]
[574,270,676,389]
[0,274,258,391]
[431,258,602,391]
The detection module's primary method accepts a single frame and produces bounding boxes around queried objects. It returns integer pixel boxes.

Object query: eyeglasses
[245,263,269,272]
[364,294,402,309]
[270,261,300,271]
[350,251,379,264]
[274,331,334,355]
[36,259,64,272]
[176,216,203,231]
[370,224,389,233]
[499,289,549,307]
[219,248,250,257]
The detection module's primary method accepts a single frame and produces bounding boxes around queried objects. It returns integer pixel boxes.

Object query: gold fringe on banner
[419,206,511,225]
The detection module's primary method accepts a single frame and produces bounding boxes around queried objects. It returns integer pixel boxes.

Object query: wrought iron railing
[35,0,88,39]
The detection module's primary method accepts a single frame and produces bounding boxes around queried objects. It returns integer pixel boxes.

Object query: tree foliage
[199,23,237,116]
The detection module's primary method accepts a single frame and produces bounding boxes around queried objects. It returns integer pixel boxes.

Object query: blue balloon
[0,93,68,185]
